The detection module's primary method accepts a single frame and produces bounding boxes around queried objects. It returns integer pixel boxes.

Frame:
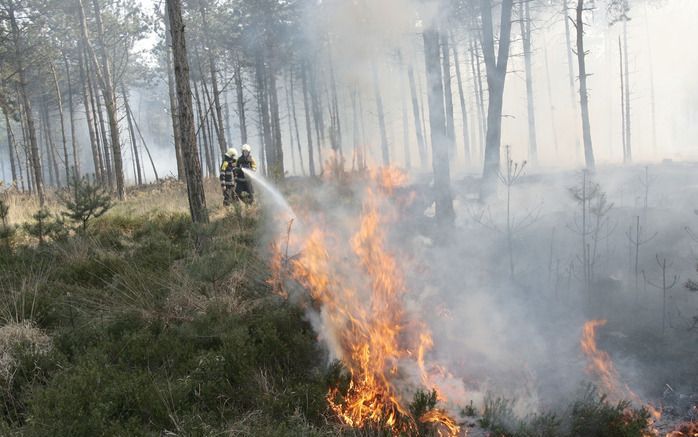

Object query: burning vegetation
[274,168,460,435]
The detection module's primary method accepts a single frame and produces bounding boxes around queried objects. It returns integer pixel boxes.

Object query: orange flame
[581,320,663,434]
[285,167,459,435]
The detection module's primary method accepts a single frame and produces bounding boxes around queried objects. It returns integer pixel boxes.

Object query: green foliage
[479,396,517,436]
[59,176,112,232]
[23,208,67,244]
[568,386,650,437]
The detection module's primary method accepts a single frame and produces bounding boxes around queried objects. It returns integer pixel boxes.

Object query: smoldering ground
[257,161,698,423]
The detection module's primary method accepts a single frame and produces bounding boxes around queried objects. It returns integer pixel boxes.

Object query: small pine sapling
[59,176,112,232]
[23,208,68,244]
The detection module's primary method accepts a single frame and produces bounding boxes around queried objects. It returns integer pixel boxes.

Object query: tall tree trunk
[41,96,61,187]
[234,57,248,144]
[50,63,71,183]
[3,109,18,187]
[164,10,184,180]
[407,63,427,165]
[575,0,595,169]
[643,2,657,155]
[77,0,125,198]
[441,32,456,149]
[563,0,582,158]
[399,58,412,169]
[122,86,143,185]
[327,44,343,162]
[125,98,159,182]
[423,24,455,223]
[301,61,316,176]
[619,37,627,162]
[542,34,559,154]
[62,52,80,176]
[267,62,285,179]
[8,2,44,204]
[284,74,298,175]
[469,35,486,161]
[289,66,305,175]
[79,46,103,182]
[166,0,208,223]
[519,0,538,163]
[308,66,324,167]
[480,0,515,199]
[371,62,390,166]
[93,85,113,187]
[255,52,274,175]
[193,82,214,177]
[622,17,631,162]
[198,0,227,154]
[451,36,471,164]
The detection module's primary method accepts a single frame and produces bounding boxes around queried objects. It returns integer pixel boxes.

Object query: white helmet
[225,148,238,158]
[241,144,252,153]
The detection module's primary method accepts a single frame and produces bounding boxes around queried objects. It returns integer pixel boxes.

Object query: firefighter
[219,148,238,205]
[235,144,257,203]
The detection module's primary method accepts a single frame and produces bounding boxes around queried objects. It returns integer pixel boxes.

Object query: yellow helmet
[225,148,238,158]
[241,144,252,153]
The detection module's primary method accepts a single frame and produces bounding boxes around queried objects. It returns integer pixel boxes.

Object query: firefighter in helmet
[235,144,257,203]
[220,148,238,205]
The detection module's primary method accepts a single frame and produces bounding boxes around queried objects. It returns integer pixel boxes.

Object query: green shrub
[568,386,650,437]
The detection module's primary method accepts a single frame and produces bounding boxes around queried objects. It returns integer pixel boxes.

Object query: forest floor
[0,167,696,436]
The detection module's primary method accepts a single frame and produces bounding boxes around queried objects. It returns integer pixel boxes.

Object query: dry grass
[1,177,227,228]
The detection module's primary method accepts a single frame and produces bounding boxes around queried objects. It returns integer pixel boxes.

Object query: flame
[581,320,619,395]
[284,167,459,435]
[581,320,663,434]
[666,422,698,437]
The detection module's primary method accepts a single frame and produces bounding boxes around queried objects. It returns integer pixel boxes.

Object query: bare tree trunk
[255,52,275,175]
[77,0,125,198]
[125,98,159,182]
[619,37,627,162]
[41,96,61,187]
[3,109,18,187]
[406,63,427,166]
[122,86,143,185]
[193,82,214,177]
[93,85,113,187]
[284,73,298,175]
[62,52,80,176]
[164,10,184,180]
[288,66,305,175]
[50,63,71,183]
[79,46,103,182]
[371,62,390,166]
[543,33,559,154]
[301,61,316,176]
[399,58,412,169]
[166,0,208,223]
[423,24,455,223]
[469,35,486,162]
[8,1,44,204]
[563,0,582,158]
[267,62,285,179]
[309,66,324,167]
[622,18,632,162]
[519,0,538,163]
[440,32,456,149]
[451,36,471,164]
[234,57,248,145]
[575,0,595,169]
[480,0,515,199]
[198,0,227,154]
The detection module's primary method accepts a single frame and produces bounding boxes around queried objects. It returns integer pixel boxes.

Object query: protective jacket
[236,154,257,171]
[219,155,236,187]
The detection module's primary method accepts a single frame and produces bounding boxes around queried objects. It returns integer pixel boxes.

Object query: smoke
[258,160,698,425]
